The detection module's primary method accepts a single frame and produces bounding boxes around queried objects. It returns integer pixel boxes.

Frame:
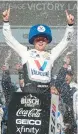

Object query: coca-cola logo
[21,94,40,107]
[16,108,42,117]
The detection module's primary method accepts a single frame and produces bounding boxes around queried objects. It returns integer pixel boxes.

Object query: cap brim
[29,33,52,44]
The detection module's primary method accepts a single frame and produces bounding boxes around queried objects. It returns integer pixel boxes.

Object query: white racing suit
[3,22,74,94]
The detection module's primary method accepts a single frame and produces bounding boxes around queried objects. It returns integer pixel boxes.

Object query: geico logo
[16,119,41,125]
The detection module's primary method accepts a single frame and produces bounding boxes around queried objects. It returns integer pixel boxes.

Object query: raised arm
[3,8,27,58]
[51,10,74,62]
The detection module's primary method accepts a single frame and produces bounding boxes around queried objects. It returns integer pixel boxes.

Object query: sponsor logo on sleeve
[67,32,72,41]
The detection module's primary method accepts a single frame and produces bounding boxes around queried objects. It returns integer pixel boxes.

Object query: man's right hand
[50,86,59,95]
[3,8,10,21]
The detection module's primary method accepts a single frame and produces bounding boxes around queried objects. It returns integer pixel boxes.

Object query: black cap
[66,70,73,76]
[66,68,73,76]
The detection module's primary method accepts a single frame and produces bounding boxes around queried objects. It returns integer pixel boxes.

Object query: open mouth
[39,43,43,46]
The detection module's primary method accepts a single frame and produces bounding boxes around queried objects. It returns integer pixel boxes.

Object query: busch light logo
[21,94,40,107]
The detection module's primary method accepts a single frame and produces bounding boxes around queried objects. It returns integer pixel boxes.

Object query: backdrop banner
[8,92,51,134]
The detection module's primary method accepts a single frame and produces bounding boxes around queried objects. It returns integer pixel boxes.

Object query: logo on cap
[37,25,45,32]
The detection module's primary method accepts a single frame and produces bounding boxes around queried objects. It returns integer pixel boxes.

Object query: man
[54,54,76,103]
[1,65,19,106]
[54,55,77,134]
[16,63,24,91]
[73,90,78,126]
[0,104,4,134]
[2,8,74,94]
[55,60,73,92]
[1,65,22,134]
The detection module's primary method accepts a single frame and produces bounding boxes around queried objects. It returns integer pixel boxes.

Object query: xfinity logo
[16,126,39,134]
[21,94,40,107]
[16,108,41,117]
[16,119,41,125]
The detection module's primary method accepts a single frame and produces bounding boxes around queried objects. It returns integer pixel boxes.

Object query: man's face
[34,36,48,51]
[65,74,73,84]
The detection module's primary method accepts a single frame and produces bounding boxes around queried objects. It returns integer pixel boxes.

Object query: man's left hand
[65,10,74,25]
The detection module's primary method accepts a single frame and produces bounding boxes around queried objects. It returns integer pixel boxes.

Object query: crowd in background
[0,53,78,134]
